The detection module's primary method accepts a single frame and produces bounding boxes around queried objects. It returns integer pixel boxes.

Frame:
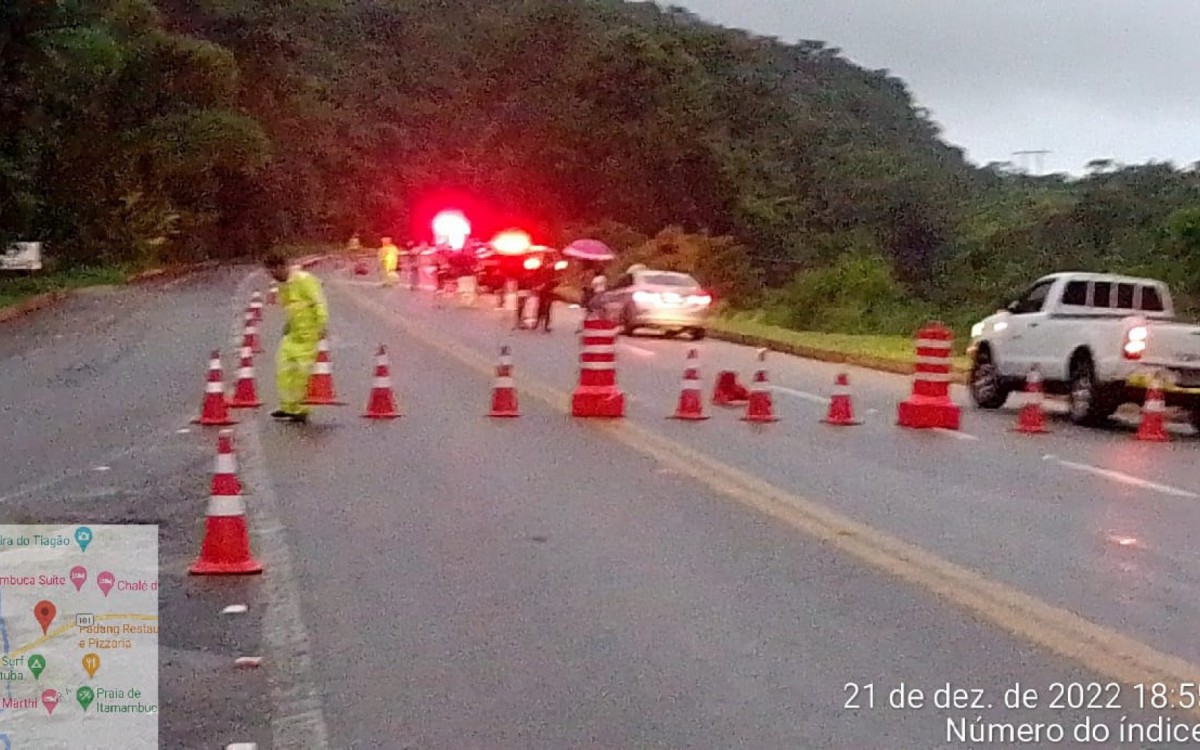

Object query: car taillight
[523,257,541,270]
[688,292,712,306]
[1123,325,1148,359]
[554,260,568,271]
[633,291,657,304]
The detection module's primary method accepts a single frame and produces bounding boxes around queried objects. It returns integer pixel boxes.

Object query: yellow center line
[10,613,159,658]
[336,281,1200,716]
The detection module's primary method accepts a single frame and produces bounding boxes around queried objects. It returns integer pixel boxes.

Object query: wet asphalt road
[1,265,1198,748]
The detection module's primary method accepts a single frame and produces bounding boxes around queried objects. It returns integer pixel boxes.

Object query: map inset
[0,525,158,749]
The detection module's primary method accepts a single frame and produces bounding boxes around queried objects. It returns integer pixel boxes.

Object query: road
[1,264,1198,748]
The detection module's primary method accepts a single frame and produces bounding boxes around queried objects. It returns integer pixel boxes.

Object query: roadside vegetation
[4,1,1199,364]
[0,266,131,310]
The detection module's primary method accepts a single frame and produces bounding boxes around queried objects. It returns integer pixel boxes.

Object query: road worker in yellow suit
[379,236,399,286]
[265,253,328,424]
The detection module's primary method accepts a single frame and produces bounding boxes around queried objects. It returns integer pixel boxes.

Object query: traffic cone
[363,345,401,419]
[670,348,708,421]
[823,372,860,426]
[712,370,750,406]
[303,337,346,405]
[190,430,263,575]
[194,350,237,426]
[1011,366,1048,434]
[228,346,262,409]
[742,350,778,423]
[488,345,520,418]
[249,292,264,322]
[242,311,261,354]
[1135,373,1169,442]
[267,286,277,305]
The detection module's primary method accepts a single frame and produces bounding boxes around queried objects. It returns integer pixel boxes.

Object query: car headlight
[970,322,985,338]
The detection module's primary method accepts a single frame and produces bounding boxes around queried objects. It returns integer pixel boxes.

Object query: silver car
[598,269,712,339]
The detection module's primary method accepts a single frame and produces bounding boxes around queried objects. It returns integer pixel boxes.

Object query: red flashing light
[523,257,542,270]
[432,210,471,250]
[493,229,532,256]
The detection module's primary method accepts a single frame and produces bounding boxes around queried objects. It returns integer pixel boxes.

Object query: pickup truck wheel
[969,349,1009,409]
[1068,356,1117,426]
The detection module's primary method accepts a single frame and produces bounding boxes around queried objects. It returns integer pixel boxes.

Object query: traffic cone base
[363,389,400,419]
[742,393,779,423]
[190,516,264,575]
[571,390,626,417]
[670,387,710,421]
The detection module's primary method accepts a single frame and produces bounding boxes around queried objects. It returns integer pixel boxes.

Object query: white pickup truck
[967,272,1200,429]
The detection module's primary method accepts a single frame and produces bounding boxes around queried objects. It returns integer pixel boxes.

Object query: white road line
[232,273,332,750]
[770,385,829,405]
[622,344,656,358]
[1045,456,1199,499]
[933,428,980,441]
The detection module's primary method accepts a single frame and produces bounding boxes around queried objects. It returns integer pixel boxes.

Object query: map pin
[74,526,93,552]
[41,689,59,716]
[97,571,115,598]
[82,653,100,679]
[34,600,56,635]
[70,566,88,592]
[28,654,46,680]
[76,686,94,712]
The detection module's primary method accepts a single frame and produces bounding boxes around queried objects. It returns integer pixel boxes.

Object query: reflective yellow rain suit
[276,268,329,416]
[379,242,399,285]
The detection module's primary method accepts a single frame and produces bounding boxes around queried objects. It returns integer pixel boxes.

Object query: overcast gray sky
[677,0,1200,175]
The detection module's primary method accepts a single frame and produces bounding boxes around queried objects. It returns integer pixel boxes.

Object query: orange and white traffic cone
[670,348,708,421]
[190,430,263,575]
[1012,365,1048,434]
[488,345,520,417]
[303,337,345,405]
[228,346,262,408]
[823,372,860,426]
[363,345,401,419]
[194,350,238,426]
[242,310,262,354]
[249,291,264,323]
[742,349,779,423]
[1135,373,1169,442]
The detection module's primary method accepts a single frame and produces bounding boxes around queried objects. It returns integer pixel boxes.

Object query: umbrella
[563,239,615,262]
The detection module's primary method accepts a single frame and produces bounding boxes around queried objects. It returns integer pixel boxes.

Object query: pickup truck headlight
[970,322,985,338]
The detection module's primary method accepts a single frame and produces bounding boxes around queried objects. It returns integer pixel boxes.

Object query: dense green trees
[3,0,1198,330]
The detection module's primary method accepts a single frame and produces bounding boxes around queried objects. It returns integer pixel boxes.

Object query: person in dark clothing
[533,264,557,332]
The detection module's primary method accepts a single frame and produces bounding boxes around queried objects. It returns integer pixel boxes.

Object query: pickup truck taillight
[1123,325,1148,360]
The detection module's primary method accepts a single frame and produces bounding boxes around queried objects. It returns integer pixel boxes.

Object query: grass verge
[711,314,971,376]
[0,265,132,310]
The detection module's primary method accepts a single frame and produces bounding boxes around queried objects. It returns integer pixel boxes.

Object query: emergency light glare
[432,210,471,249]
[523,257,542,270]
[492,229,532,255]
